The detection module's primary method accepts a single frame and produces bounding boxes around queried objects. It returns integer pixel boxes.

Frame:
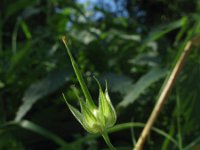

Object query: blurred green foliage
[0,0,200,149]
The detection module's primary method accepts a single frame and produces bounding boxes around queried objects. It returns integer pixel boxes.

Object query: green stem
[102,132,116,150]
[176,90,183,150]
[62,37,96,109]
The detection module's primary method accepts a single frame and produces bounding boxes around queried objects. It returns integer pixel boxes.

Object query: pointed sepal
[94,77,117,128]
[62,93,83,126]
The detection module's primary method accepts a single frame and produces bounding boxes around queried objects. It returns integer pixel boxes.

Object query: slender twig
[134,38,195,150]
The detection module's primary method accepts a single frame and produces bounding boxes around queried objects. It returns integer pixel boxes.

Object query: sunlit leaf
[15,71,71,121]
[118,67,167,108]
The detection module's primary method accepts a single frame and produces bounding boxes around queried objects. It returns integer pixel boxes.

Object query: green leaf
[1,120,70,148]
[140,17,188,50]
[15,71,71,121]
[118,67,167,108]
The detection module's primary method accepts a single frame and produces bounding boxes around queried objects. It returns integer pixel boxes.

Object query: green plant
[62,37,117,150]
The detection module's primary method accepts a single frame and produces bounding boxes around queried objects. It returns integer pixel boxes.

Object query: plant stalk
[102,132,116,150]
[134,39,195,150]
[62,37,96,109]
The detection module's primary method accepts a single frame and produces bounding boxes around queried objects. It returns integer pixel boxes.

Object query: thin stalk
[131,119,137,147]
[134,39,194,150]
[102,132,116,150]
[74,122,178,147]
[1,120,70,148]
[62,37,96,109]
[131,124,137,147]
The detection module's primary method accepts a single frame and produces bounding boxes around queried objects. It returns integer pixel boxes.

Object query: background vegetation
[0,0,200,149]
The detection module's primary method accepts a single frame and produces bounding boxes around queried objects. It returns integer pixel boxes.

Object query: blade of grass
[161,122,175,150]
[176,90,183,150]
[131,125,137,148]
[1,120,71,148]
[183,136,200,150]
[20,20,32,39]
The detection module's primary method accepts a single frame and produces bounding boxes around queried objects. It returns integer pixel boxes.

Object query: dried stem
[134,39,195,150]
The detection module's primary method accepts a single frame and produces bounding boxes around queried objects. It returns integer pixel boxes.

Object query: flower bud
[62,38,116,134]
[62,80,117,134]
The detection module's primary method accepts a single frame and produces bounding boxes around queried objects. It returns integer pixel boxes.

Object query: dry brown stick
[134,39,194,150]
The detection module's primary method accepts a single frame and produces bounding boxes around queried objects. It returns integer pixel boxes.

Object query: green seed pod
[62,37,116,134]
[62,80,117,134]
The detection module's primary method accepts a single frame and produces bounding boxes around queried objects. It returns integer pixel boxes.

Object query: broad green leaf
[118,67,167,108]
[15,71,71,121]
